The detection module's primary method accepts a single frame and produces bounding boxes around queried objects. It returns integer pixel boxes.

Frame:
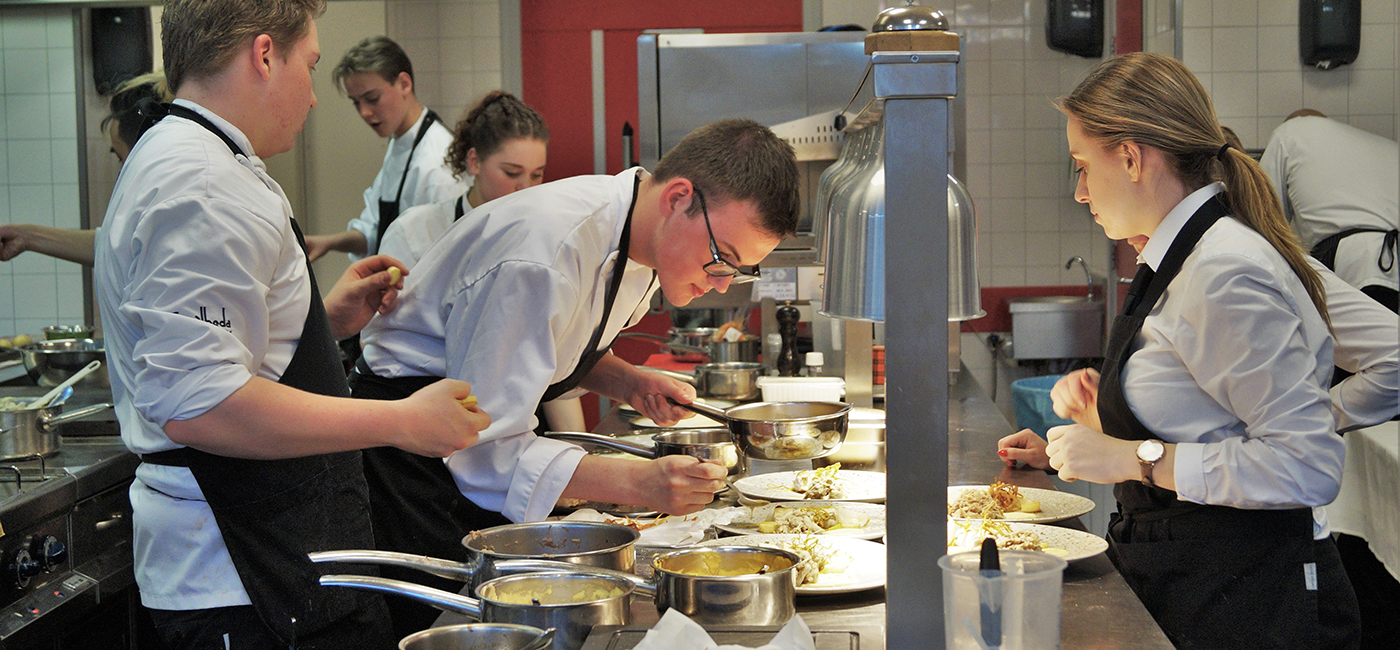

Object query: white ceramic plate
[732,470,886,503]
[947,485,1095,524]
[716,502,886,540]
[947,520,1107,562]
[698,534,886,594]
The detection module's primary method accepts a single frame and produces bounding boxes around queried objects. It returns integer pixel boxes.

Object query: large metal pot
[399,623,551,650]
[18,339,109,388]
[326,545,801,628]
[321,571,640,650]
[0,401,113,460]
[311,521,639,591]
[542,429,743,477]
[679,398,850,461]
[646,362,763,400]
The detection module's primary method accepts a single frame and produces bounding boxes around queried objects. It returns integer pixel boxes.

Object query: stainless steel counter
[578,372,1174,649]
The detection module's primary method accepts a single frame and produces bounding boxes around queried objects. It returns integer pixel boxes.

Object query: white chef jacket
[361,169,659,523]
[376,179,474,269]
[1260,116,1399,293]
[346,110,465,260]
[1127,183,1344,540]
[93,100,312,610]
[1308,257,1400,433]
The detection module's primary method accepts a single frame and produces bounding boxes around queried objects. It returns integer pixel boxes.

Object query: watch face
[1137,439,1165,463]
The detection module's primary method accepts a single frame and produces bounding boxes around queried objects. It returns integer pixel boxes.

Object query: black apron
[1099,196,1359,649]
[351,173,646,638]
[135,102,393,649]
[1309,227,1398,279]
[375,110,442,248]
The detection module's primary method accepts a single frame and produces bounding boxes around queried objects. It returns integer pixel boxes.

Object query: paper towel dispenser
[1045,0,1103,59]
[1300,0,1361,70]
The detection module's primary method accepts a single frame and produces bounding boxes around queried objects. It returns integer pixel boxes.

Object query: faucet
[1065,256,1093,299]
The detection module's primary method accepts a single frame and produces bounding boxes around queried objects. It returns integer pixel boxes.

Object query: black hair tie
[1216,142,1233,160]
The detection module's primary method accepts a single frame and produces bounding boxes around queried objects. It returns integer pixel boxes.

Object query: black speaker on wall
[91,7,153,95]
[1300,0,1361,70]
[1046,0,1104,59]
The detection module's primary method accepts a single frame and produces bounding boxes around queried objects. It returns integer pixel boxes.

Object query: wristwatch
[1136,439,1165,487]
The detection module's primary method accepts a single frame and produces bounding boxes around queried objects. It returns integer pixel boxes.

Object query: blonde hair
[1057,52,1329,330]
[161,0,326,92]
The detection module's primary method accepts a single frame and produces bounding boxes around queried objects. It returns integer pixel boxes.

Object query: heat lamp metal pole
[876,50,957,650]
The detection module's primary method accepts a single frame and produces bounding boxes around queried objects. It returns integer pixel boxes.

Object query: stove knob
[40,537,66,570]
[9,549,40,588]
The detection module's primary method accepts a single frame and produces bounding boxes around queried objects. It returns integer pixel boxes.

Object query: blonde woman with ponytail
[999,52,1361,648]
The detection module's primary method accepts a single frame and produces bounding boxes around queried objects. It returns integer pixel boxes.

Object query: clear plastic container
[754,376,846,402]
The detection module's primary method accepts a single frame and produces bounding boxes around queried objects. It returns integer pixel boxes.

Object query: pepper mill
[776,302,801,377]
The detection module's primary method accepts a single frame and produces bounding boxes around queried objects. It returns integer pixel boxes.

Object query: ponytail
[445,91,549,178]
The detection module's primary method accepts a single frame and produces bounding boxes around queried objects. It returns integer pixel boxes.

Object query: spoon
[517,627,555,650]
[29,360,102,409]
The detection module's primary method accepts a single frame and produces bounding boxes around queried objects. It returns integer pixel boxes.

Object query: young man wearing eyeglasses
[349,118,799,636]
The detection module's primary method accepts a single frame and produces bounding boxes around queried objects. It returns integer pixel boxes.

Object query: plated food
[947,483,1095,524]
[717,501,886,540]
[732,468,886,503]
[947,519,1107,562]
[698,534,886,594]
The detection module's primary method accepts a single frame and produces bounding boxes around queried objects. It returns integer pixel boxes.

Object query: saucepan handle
[540,432,657,459]
[319,574,483,617]
[309,549,476,582]
[669,397,730,423]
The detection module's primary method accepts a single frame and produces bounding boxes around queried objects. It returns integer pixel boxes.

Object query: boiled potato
[0,338,11,349]
[387,266,402,284]
[1020,500,1041,513]
[11,334,32,347]
[459,395,478,408]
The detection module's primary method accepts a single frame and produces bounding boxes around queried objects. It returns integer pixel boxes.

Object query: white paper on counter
[562,507,744,546]
[632,609,818,650]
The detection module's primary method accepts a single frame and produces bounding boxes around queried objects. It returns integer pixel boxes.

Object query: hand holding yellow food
[387,266,402,285]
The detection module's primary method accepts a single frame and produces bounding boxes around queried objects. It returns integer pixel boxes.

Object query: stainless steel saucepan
[542,429,742,477]
[310,521,638,591]
[675,398,850,461]
[321,571,637,650]
[321,545,801,629]
[398,623,554,650]
[0,396,113,460]
[643,362,763,400]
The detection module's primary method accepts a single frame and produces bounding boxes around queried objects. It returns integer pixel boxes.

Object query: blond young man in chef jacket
[302,36,465,262]
[92,1,489,648]
[353,118,799,636]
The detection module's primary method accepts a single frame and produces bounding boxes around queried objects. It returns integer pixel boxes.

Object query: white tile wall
[0,7,82,340]
[1183,0,1400,146]
[387,0,504,123]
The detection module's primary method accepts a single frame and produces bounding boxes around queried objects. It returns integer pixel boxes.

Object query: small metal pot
[331,546,801,628]
[311,521,638,591]
[542,429,742,477]
[18,339,109,388]
[680,398,850,461]
[321,572,639,650]
[621,331,760,363]
[399,623,550,650]
[0,402,113,460]
[647,362,763,400]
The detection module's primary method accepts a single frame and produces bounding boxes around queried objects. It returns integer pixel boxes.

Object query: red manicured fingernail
[997,449,1008,456]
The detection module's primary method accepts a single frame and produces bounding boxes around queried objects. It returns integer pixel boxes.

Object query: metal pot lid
[871,2,949,32]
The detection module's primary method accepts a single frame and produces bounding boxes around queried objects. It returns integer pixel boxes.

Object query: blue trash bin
[1011,375,1074,438]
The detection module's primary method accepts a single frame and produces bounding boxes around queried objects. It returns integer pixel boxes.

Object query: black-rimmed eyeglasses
[694,186,761,284]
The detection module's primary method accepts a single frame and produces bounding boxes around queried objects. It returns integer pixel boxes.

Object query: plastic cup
[939,550,1067,649]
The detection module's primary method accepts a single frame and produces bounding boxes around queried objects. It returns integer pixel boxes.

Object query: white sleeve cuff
[1170,441,1207,504]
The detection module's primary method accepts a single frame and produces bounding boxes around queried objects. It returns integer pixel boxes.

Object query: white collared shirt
[376,181,474,269]
[1310,257,1400,432]
[361,169,658,523]
[94,100,312,609]
[1260,116,1399,293]
[1125,183,1343,539]
[346,110,466,259]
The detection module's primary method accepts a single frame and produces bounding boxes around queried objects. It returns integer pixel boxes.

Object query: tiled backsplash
[387,0,506,126]
[1,6,83,339]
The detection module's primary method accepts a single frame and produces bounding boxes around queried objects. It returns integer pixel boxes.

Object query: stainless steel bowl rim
[650,545,804,579]
[463,521,640,559]
[476,572,639,607]
[722,401,852,423]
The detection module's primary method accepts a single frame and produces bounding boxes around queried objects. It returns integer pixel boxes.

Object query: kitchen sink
[1008,296,1105,360]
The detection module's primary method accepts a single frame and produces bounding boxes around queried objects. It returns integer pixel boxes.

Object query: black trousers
[148,606,283,650]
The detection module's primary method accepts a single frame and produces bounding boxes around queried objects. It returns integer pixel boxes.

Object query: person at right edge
[1261,109,1398,312]
[94,1,490,648]
[1001,52,1360,648]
